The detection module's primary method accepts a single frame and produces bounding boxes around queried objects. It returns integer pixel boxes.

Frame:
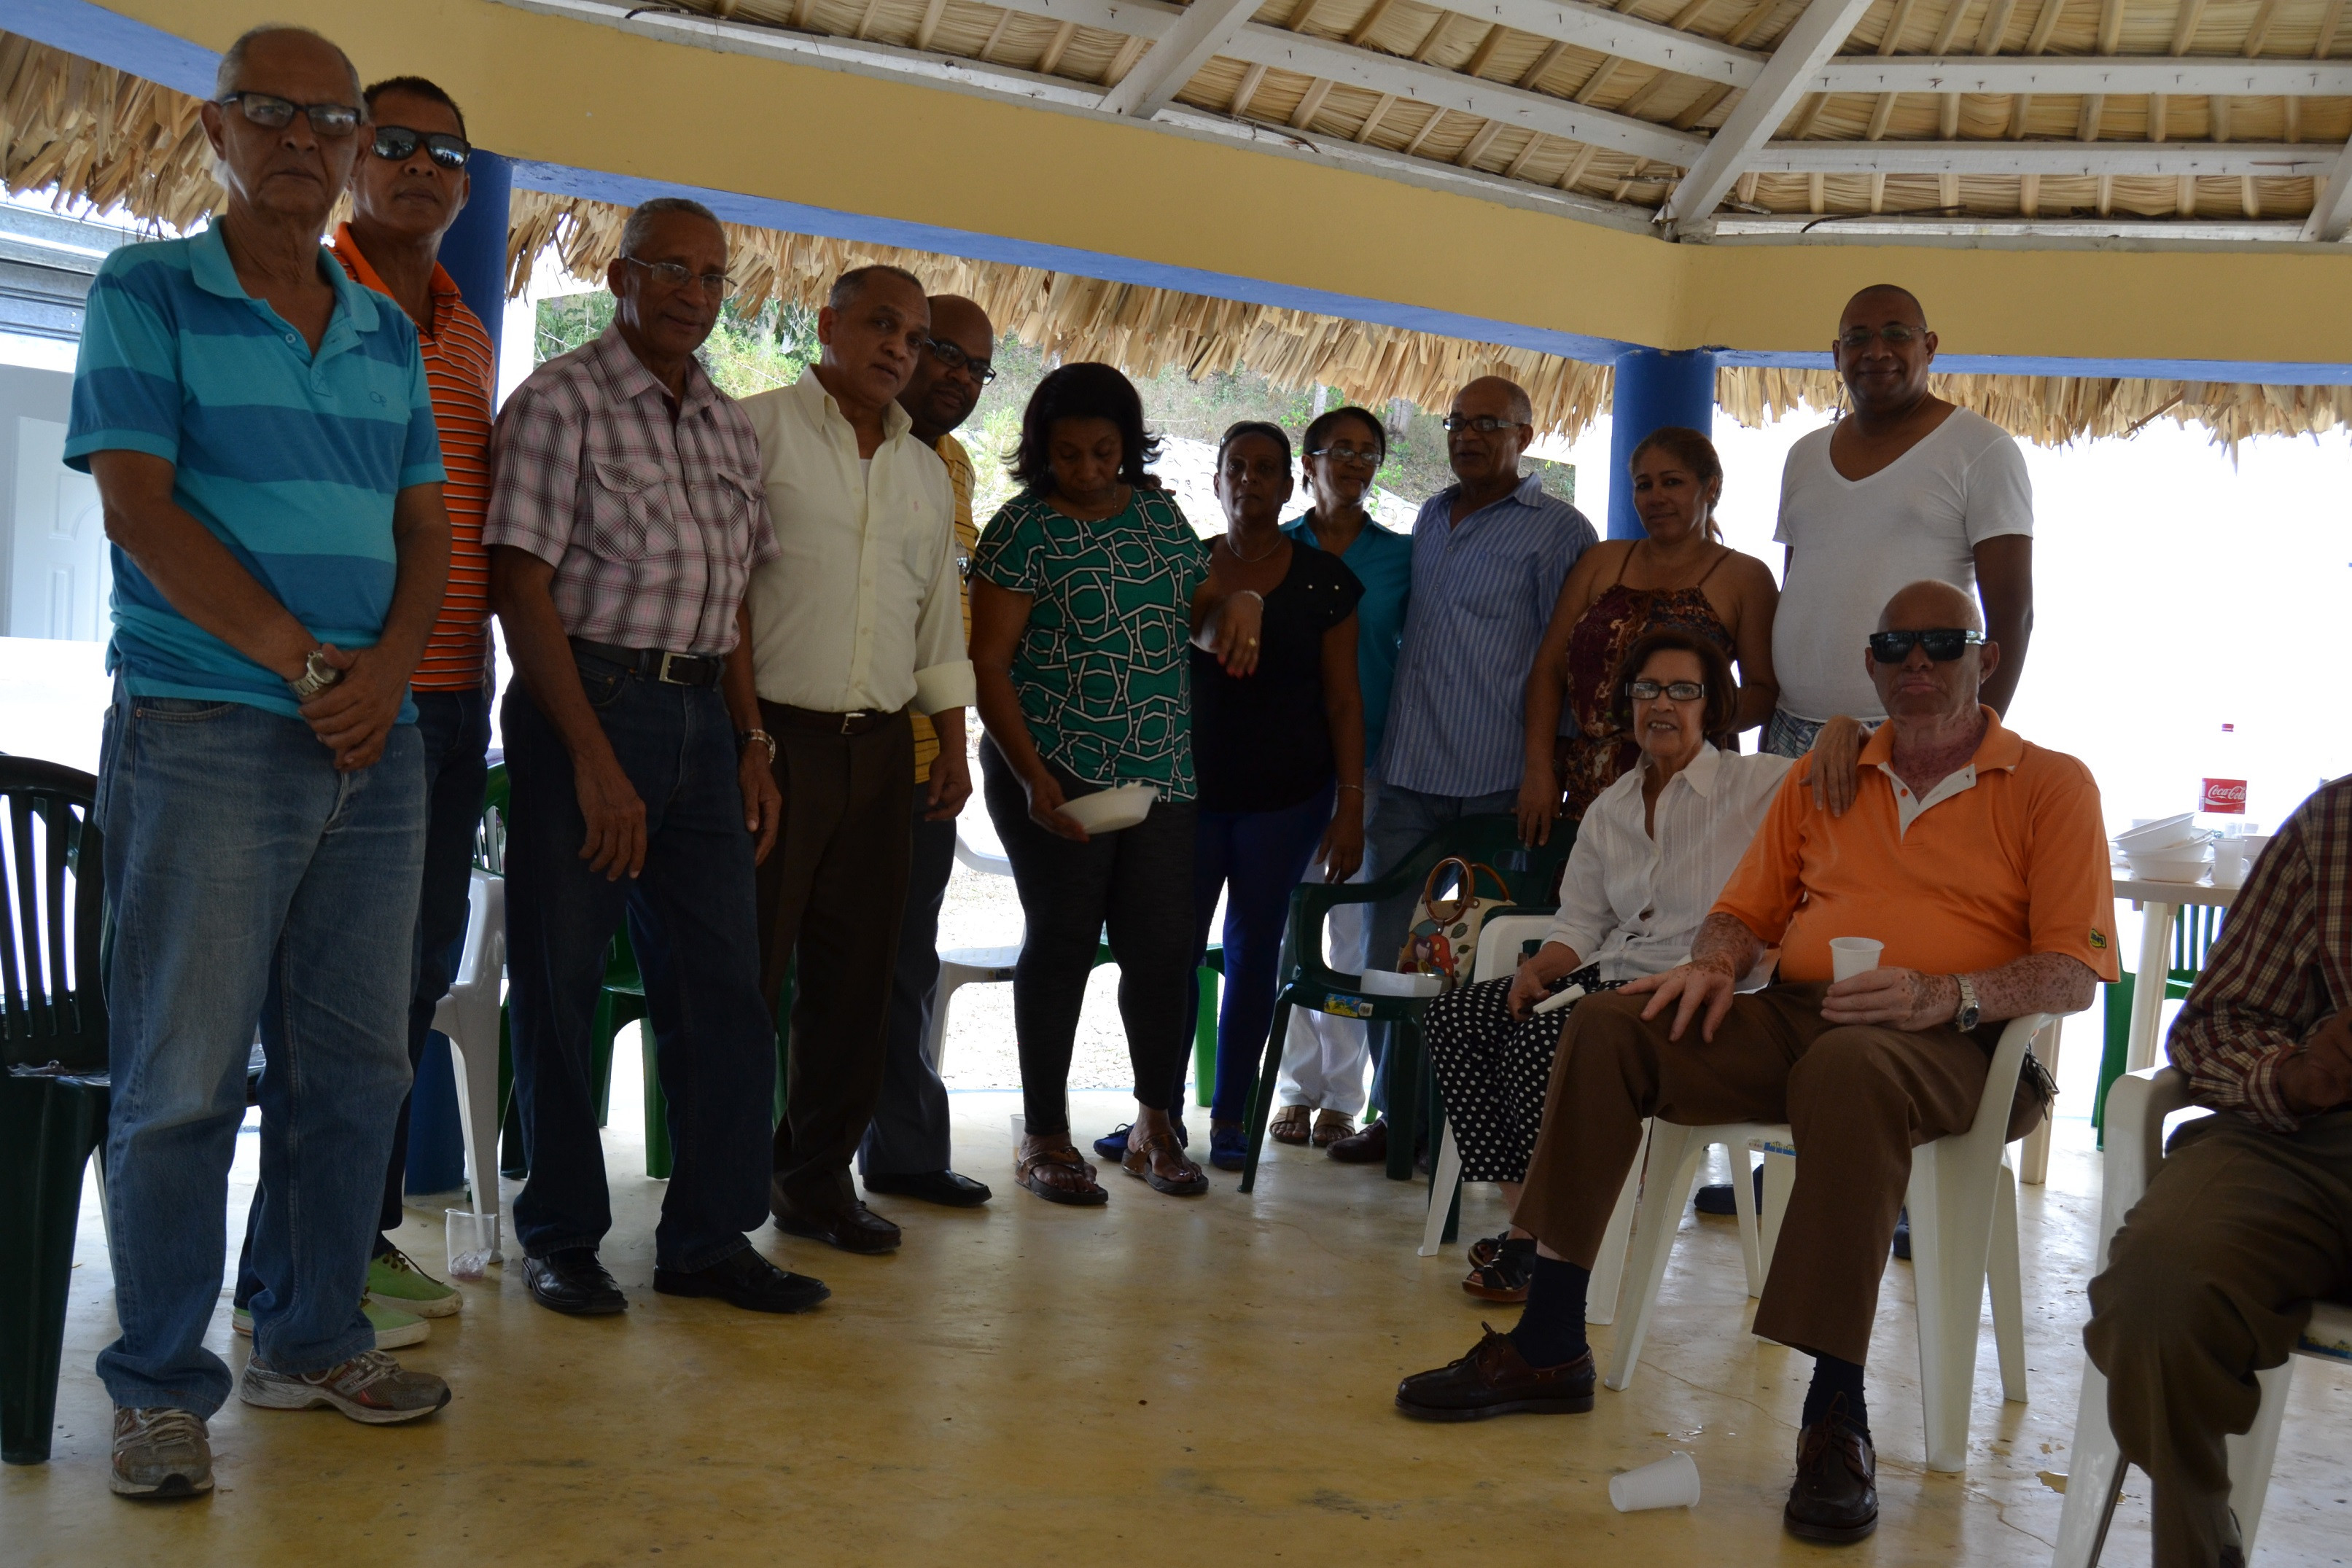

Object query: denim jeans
[503,656,773,1272]
[232,687,489,1308]
[96,689,424,1415]
[1187,784,1336,1123]
[1360,782,1518,1117]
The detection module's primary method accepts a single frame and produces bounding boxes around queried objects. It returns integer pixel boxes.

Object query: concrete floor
[9,1072,2349,1568]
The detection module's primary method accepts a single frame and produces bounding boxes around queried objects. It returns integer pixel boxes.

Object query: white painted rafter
[1810,55,2352,96]
[1100,0,1261,117]
[1656,0,1884,231]
[2303,141,2352,241]
[1748,139,2343,177]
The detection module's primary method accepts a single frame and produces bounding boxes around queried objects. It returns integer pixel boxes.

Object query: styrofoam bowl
[1058,782,1156,834]
[2125,846,2213,883]
[1360,970,1446,999]
[2117,813,2205,851]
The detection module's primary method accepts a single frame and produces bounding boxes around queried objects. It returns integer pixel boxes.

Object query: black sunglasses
[1867,628,1985,662]
[924,337,996,385]
[217,91,361,136]
[372,125,471,169]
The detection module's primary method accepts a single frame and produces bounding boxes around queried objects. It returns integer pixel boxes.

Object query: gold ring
[1246,636,1260,646]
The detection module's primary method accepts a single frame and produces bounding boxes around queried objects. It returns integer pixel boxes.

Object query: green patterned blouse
[973,487,1210,802]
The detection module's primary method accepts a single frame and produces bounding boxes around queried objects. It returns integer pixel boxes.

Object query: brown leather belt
[569,638,725,689]
[767,703,906,736]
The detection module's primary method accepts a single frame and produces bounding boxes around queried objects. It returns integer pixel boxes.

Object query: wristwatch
[288,647,343,701]
[738,728,778,763]
[1953,973,1982,1032]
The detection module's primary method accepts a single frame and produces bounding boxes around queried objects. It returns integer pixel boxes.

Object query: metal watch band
[1954,973,1982,1031]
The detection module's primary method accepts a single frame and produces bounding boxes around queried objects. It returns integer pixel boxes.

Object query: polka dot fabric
[1425,968,1626,1184]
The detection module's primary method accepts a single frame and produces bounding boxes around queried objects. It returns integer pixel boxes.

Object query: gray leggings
[981,738,1199,1135]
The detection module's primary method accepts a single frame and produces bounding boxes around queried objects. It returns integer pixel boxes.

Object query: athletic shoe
[110,1407,212,1499]
[1093,1119,1191,1160]
[232,1300,429,1349]
[238,1349,451,1424]
[366,1247,462,1318]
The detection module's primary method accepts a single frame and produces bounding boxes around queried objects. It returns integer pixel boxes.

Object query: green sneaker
[231,1302,427,1349]
[366,1247,462,1319]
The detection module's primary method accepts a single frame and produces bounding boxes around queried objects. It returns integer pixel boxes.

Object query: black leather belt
[569,638,724,689]
[768,702,904,736]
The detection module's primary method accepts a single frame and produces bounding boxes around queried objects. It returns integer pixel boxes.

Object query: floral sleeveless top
[1555,549,1737,823]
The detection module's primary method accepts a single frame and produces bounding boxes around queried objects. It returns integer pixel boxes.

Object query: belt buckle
[840,711,867,734]
[656,650,691,685]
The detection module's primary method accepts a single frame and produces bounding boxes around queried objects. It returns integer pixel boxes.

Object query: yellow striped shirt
[911,432,978,781]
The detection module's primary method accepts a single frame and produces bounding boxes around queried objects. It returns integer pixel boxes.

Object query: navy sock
[1507,1255,1590,1368]
[1802,1353,1870,1441]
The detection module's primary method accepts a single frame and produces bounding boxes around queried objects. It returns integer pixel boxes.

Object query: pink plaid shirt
[485,324,776,655]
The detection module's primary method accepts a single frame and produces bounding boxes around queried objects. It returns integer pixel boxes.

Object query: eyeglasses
[1306,442,1382,466]
[371,125,470,169]
[216,92,362,136]
[924,338,996,385]
[1837,323,1925,350]
[1866,628,1984,662]
[1627,679,1705,703]
[1441,414,1524,435]
[620,255,730,298]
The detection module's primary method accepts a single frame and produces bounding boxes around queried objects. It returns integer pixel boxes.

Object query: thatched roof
[4,28,2345,443]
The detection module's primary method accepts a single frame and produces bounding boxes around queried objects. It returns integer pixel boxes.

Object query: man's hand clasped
[295,643,407,772]
[2278,1010,2352,1116]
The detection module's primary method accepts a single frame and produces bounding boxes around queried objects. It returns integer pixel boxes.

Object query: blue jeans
[1764,709,1826,759]
[96,690,424,1414]
[232,687,489,1307]
[502,656,773,1272]
[1360,782,1518,1117]
[1188,785,1335,1122]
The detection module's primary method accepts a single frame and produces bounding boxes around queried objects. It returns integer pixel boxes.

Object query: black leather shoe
[772,1181,903,1254]
[523,1249,626,1317]
[1395,1327,1596,1421]
[860,1169,992,1208]
[1784,1416,1879,1544]
[653,1247,830,1314]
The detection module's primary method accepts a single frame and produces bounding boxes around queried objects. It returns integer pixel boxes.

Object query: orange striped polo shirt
[332,225,495,690]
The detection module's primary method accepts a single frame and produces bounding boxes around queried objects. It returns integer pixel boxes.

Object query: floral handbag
[1395,857,1513,991]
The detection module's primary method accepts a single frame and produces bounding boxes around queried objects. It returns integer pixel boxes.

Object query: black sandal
[1463,1237,1535,1302]
[1016,1144,1108,1206]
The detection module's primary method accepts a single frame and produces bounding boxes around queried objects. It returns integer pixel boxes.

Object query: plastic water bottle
[2198,723,2248,831]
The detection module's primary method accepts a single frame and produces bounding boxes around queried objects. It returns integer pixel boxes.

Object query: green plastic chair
[1237,814,1575,1192]
[2092,902,2227,1143]
[1,759,109,1466]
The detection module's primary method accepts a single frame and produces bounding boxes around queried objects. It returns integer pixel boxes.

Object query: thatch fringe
[3,31,2345,446]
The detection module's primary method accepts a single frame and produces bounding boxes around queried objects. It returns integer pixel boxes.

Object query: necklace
[1225,531,1282,564]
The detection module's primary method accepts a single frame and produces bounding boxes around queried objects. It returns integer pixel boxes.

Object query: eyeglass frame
[1836,322,1928,351]
[1440,413,1528,435]
[1627,679,1706,703]
[618,254,731,300]
[1304,441,1383,466]
[1866,628,1984,663]
[923,337,996,385]
[215,91,363,136]
[370,124,471,169]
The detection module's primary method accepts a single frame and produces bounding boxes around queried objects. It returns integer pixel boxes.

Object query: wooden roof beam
[1808,57,2352,95]
[2302,141,2352,241]
[1749,138,2344,176]
[1099,0,1263,117]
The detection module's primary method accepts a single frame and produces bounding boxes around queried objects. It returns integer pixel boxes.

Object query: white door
[9,416,109,641]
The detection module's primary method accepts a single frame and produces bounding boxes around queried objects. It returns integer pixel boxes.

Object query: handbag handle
[1418,857,1511,924]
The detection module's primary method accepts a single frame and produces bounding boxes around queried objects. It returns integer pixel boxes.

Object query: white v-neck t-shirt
[1771,407,2032,722]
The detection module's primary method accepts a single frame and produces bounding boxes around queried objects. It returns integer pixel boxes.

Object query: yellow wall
[104,0,2352,370]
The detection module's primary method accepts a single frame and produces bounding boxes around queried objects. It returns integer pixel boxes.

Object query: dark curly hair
[1216,419,1291,467]
[1628,425,1725,543]
[1607,627,1737,737]
[1010,362,1161,496]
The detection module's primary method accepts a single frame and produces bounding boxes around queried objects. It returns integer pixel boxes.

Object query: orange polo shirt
[1713,708,2121,986]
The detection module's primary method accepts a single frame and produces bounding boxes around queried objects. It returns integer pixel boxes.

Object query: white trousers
[1275,776,1376,1117]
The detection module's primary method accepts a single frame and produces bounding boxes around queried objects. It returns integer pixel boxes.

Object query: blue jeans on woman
[1188,784,1336,1123]
[95,690,425,1416]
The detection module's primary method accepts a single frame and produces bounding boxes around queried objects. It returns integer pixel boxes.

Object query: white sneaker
[238,1349,451,1425]
[110,1407,213,1498]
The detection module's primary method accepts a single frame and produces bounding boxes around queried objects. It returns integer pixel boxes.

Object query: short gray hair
[214,24,362,104]
[829,264,925,312]
[620,197,725,262]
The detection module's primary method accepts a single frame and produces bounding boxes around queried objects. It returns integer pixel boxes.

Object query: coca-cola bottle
[2199,723,2249,829]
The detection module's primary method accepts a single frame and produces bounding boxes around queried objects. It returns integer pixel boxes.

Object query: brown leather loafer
[771,1182,903,1254]
[1325,1118,1387,1164]
[1395,1326,1595,1421]
[1783,1419,1879,1544]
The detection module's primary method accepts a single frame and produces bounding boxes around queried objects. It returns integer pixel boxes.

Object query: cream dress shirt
[1543,744,1794,983]
[740,369,976,715]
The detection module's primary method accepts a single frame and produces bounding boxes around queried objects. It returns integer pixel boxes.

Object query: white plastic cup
[1609,1451,1702,1513]
[2209,839,2250,888]
[445,1208,497,1281]
[1010,1112,1026,1147]
[1829,937,1884,982]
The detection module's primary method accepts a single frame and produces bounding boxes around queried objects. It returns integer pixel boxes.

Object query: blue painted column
[404,150,513,1199]
[1605,347,1718,541]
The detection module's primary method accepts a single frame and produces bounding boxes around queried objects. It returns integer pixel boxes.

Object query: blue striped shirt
[1379,475,1596,795]
[64,222,443,719]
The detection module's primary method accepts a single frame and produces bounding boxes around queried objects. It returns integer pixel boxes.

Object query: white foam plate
[1058,782,1156,833]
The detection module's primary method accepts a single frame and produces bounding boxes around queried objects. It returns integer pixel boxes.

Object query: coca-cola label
[2202,778,2248,814]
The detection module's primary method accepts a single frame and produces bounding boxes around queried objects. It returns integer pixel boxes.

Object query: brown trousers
[2084,1109,2352,1568]
[756,703,915,1206]
[1514,983,2041,1366]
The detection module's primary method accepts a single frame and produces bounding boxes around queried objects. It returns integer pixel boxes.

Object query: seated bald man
[1395,578,2117,1545]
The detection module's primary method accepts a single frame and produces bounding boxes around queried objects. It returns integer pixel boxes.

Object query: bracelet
[1336,784,1365,794]
[738,728,778,763]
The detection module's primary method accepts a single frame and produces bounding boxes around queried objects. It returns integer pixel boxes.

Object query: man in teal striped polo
[66,24,456,1501]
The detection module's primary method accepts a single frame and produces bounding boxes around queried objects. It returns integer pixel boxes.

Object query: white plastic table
[2114,873,2240,1072]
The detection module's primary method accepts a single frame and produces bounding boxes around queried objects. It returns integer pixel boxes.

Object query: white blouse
[1543,744,1795,982]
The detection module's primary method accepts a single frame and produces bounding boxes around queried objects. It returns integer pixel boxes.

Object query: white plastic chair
[2050,1066,2352,1566]
[430,867,506,1261]
[923,830,1019,1075]
[1419,915,1669,1329]
[1608,1011,2050,1474]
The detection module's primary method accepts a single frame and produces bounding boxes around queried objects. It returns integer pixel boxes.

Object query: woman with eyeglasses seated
[1519,427,1781,840]
[968,364,1263,1206]
[1175,420,1368,1173]
[1264,405,1413,1152]
[1427,630,1857,1301]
